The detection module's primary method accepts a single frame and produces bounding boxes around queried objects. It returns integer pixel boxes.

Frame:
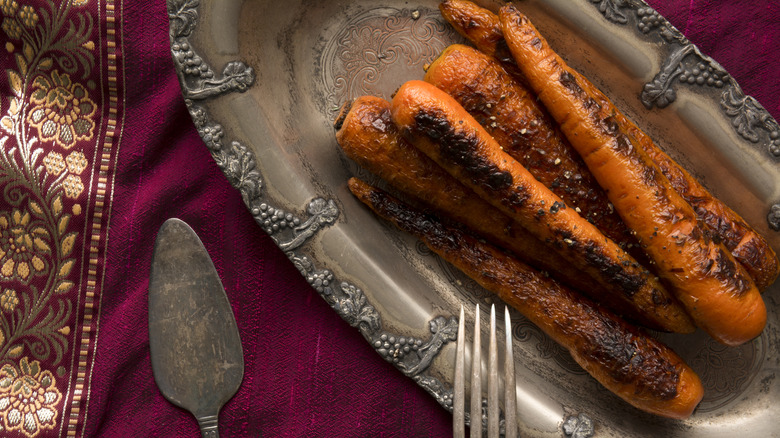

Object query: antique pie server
[148,218,244,437]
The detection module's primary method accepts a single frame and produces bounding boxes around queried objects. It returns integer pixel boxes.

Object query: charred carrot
[620,118,779,291]
[438,0,521,80]
[424,44,638,250]
[349,177,704,419]
[499,5,765,346]
[333,96,679,323]
[334,96,605,295]
[440,0,778,291]
[390,80,694,334]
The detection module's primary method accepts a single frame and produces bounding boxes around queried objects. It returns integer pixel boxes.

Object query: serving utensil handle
[197,414,220,438]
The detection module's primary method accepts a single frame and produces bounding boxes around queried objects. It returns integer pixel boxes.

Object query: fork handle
[197,414,220,438]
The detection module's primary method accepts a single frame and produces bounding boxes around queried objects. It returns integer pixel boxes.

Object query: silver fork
[454,304,517,438]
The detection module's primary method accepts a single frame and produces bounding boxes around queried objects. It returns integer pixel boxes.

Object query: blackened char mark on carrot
[586,315,681,401]
[687,223,706,243]
[559,71,584,95]
[544,224,647,298]
[582,241,645,297]
[709,248,752,296]
[641,164,660,188]
[560,71,608,133]
[365,184,462,252]
[584,97,602,112]
[599,115,620,136]
[663,213,751,296]
[493,38,515,65]
[411,109,531,208]
[549,201,566,214]
[333,99,353,131]
[694,207,726,244]
[651,288,671,306]
[613,137,673,201]
[363,181,505,281]
[731,237,766,269]
[356,178,683,405]
[695,204,746,250]
[613,134,634,156]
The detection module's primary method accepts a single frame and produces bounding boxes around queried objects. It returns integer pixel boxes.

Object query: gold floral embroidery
[43,151,88,198]
[0,0,19,16]
[0,97,19,135]
[0,210,49,280]
[16,5,36,28]
[65,151,87,174]
[27,71,96,149]
[0,290,18,313]
[1,16,21,39]
[0,210,49,281]
[62,175,84,199]
[43,152,66,176]
[0,358,62,437]
[0,1,100,435]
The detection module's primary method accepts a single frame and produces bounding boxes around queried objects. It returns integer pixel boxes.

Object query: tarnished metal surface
[149,218,244,437]
[167,0,779,436]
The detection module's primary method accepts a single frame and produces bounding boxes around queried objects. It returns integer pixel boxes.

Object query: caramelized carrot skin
[438,0,501,51]
[424,44,636,249]
[499,5,765,346]
[440,0,778,292]
[390,80,693,334]
[624,120,780,291]
[438,0,517,73]
[349,177,704,419]
[334,96,603,294]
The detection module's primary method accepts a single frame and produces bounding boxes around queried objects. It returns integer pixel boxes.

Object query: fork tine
[504,306,517,438]
[456,304,519,438]
[487,304,499,437]
[470,304,482,438]
[454,305,466,438]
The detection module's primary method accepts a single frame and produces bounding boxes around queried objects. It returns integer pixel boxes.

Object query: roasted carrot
[440,0,779,291]
[424,44,638,250]
[438,0,521,80]
[621,118,779,291]
[333,96,685,324]
[334,96,605,295]
[390,80,694,334]
[499,5,766,346]
[349,177,704,419]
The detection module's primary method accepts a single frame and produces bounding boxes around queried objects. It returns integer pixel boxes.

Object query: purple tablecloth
[0,0,775,437]
[83,1,780,437]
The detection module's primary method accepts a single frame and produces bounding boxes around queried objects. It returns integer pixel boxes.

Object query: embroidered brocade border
[0,0,124,436]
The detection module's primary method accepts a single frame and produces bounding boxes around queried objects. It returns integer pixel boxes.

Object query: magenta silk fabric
[66,1,777,437]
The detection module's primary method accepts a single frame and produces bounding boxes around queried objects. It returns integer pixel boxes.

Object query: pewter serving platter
[167,0,780,436]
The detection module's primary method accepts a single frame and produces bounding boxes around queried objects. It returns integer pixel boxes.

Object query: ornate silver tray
[167,0,779,436]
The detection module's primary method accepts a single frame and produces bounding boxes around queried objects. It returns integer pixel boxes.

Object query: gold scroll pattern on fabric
[0,0,113,436]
